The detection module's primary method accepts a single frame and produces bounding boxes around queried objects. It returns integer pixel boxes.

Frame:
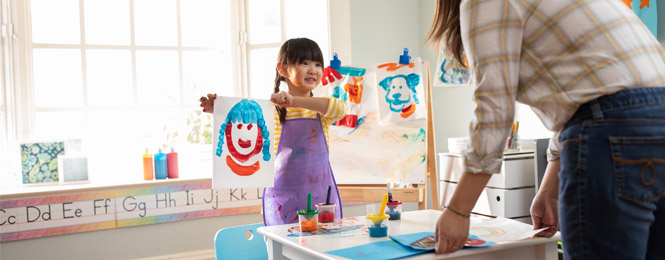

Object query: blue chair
[214,223,268,260]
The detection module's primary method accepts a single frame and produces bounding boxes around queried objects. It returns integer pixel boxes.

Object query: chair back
[214,223,268,260]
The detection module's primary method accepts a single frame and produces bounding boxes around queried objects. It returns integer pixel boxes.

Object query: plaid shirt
[461,0,665,173]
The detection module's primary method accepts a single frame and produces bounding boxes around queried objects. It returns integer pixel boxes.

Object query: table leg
[536,241,558,260]
[265,238,287,260]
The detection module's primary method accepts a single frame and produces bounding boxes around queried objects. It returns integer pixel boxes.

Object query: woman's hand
[530,158,560,237]
[530,192,558,237]
[199,93,217,113]
[271,91,294,108]
[435,209,470,254]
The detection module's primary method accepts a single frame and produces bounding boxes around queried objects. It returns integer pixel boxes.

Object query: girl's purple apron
[262,116,343,226]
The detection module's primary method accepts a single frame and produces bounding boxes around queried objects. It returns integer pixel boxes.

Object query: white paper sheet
[470,216,548,243]
[212,97,275,188]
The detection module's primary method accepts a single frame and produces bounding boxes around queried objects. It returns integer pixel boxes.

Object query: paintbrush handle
[378,193,389,216]
[326,186,331,205]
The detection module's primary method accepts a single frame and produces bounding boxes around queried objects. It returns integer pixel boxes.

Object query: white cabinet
[438,151,535,224]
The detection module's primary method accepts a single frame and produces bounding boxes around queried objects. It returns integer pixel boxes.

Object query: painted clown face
[225,122,263,166]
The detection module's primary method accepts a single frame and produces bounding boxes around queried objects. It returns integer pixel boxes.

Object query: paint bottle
[167,147,179,179]
[142,148,154,180]
[154,148,168,180]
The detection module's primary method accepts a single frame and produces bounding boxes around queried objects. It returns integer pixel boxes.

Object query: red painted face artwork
[224,122,263,176]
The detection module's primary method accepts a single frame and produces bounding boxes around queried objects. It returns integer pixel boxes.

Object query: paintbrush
[326,186,332,205]
[387,183,393,203]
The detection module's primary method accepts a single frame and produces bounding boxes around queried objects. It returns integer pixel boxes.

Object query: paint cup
[385,201,403,220]
[366,218,389,237]
[315,203,336,223]
[297,209,319,232]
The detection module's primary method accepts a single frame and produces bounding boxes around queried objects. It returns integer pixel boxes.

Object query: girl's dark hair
[274,38,324,123]
[426,0,465,68]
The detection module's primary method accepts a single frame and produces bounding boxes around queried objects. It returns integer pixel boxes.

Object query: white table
[258,210,560,260]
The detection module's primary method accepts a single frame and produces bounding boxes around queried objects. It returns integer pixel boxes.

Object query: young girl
[200,38,346,226]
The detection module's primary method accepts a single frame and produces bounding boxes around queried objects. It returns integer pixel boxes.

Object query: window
[2,0,330,188]
[247,0,330,99]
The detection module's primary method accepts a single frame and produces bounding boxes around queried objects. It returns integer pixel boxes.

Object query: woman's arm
[530,159,560,237]
[435,171,492,254]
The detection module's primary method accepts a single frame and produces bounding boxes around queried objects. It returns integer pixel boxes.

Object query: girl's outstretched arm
[271,91,329,115]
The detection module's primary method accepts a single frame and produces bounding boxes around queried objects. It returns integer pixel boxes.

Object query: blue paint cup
[367,219,388,237]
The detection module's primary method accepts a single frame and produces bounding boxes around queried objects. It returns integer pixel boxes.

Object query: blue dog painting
[375,58,426,125]
[378,73,421,119]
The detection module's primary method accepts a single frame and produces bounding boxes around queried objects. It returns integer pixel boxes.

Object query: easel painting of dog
[376,58,426,125]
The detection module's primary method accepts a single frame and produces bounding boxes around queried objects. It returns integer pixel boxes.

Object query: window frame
[2,0,332,189]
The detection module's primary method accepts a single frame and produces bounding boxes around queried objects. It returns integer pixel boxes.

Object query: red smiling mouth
[238,139,252,148]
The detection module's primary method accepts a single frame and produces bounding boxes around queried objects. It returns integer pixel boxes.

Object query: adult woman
[427,0,665,259]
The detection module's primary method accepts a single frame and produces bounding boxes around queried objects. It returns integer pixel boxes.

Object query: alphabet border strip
[0,181,262,242]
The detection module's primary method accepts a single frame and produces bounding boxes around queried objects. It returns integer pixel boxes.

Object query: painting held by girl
[216,99,271,176]
[200,38,346,226]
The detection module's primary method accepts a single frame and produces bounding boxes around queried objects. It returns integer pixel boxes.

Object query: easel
[338,62,439,210]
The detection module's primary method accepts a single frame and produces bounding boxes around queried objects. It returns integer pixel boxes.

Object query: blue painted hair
[216,99,271,161]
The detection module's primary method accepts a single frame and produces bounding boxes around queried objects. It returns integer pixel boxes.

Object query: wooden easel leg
[425,61,440,210]
[418,184,426,210]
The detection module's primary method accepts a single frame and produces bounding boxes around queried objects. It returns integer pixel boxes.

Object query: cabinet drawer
[439,153,535,189]
[440,181,535,218]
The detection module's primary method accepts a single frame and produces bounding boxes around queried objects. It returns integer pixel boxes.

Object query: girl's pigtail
[274,69,287,124]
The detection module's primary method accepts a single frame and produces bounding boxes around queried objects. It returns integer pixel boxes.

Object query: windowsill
[2,144,214,200]
[0,177,212,200]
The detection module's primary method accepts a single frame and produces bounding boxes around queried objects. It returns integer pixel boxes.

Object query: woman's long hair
[426,0,465,68]
[273,38,324,123]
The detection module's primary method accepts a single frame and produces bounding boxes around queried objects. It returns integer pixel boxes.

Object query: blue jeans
[559,87,665,260]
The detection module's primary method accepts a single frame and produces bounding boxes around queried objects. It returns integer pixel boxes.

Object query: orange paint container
[142,148,153,180]
[297,209,319,232]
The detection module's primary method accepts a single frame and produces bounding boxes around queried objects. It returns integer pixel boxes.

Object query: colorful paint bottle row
[142,148,179,180]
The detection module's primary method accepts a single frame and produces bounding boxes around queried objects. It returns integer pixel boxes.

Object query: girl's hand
[199,93,217,113]
[271,91,294,108]
[435,209,469,254]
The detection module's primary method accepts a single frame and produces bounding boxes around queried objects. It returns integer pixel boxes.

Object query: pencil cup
[297,211,319,232]
[367,219,388,237]
[315,203,336,223]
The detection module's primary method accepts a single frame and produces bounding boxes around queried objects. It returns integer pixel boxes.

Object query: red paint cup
[315,203,336,223]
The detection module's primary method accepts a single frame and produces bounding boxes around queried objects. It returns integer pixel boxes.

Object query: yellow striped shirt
[461,0,665,173]
[273,97,346,153]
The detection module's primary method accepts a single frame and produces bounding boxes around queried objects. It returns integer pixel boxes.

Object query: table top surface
[257,209,561,260]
